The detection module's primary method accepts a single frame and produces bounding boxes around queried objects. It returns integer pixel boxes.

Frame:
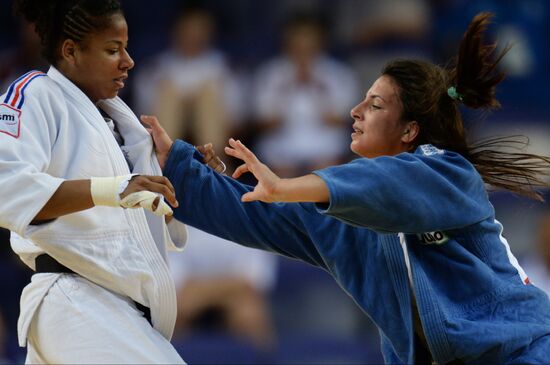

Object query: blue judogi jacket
[165,140,550,364]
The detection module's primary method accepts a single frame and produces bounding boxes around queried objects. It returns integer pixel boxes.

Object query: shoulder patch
[1,70,47,139]
[0,103,22,138]
[420,144,445,156]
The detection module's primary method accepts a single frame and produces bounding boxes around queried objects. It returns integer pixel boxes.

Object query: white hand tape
[120,191,173,216]
[90,175,134,207]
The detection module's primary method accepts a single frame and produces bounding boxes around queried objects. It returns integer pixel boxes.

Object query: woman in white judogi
[0,0,191,363]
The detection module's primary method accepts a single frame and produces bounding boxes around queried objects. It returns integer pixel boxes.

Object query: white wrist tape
[90,175,134,207]
[91,175,173,216]
[120,192,173,216]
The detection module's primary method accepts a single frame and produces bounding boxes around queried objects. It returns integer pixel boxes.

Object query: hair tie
[447,86,464,102]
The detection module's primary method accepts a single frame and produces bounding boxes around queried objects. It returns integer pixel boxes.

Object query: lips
[114,75,127,88]
[351,123,364,137]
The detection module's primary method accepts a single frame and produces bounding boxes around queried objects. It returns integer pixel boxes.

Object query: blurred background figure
[520,207,550,297]
[332,0,431,87]
[0,19,47,90]
[133,5,242,156]
[251,12,359,177]
[168,227,277,349]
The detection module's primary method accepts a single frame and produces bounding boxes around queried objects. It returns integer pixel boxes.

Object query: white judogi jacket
[0,66,186,346]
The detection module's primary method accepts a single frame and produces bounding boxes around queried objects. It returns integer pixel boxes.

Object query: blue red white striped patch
[3,70,47,109]
[1,70,46,138]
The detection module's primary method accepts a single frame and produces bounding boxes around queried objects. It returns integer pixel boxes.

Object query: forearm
[274,174,330,203]
[32,180,93,222]
[32,173,178,223]
[165,140,327,266]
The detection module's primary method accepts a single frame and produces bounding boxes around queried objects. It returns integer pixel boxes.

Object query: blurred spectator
[333,0,430,48]
[331,0,431,87]
[133,6,243,156]
[521,209,550,296]
[252,12,359,177]
[168,226,277,350]
[0,20,47,89]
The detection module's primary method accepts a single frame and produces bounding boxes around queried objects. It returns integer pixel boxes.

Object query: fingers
[152,196,160,211]
[232,164,249,179]
[197,143,226,174]
[196,143,215,164]
[120,191,173,216]
[128,175,178,207]
[225,138,258,164]
[232,138,257,161]
[140,115,161,130]
[211,157,226,174]
[225,138,260,178]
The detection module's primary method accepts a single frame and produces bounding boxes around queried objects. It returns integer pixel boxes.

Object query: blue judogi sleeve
[313,146,493,233]
[164,140,378,269]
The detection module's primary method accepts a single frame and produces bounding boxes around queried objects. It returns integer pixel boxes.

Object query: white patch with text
[418,231,449,245]
[420,144,444,156]
[0,103,21,138]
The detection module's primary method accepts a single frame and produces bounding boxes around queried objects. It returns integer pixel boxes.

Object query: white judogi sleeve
[0,74,65,237]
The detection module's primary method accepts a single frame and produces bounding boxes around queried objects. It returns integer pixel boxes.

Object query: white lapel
[97,97,162,176]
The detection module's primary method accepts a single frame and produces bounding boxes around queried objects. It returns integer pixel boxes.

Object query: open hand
[224,138,281,202]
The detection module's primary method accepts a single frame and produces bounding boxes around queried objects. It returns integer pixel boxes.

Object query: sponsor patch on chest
[417,230,450,245]
[0,103,21,138]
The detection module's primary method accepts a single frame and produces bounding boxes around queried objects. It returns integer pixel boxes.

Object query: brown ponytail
[382,12,550,201]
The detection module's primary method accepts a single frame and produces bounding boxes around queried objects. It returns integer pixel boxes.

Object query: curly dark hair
[13,0,123,64]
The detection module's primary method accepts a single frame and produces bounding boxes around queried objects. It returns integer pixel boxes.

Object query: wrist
[272,178,287,201]
[159,142,174,171]
[90,175,134,207]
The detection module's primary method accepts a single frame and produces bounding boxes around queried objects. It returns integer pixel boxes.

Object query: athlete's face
[349,75,415,158]
[69,13,134,102]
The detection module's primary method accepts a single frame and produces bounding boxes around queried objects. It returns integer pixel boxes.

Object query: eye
[369,104,381,110]
[107,49,119,55]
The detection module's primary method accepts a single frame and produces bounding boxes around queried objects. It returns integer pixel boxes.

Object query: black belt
[35,254,152,326]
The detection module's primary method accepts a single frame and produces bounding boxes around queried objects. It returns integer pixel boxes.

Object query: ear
[60,39,79,66]
[401,120,419,144]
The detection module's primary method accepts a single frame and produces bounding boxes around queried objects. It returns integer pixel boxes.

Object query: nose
[121,48,135,71]
[350,101,364,121]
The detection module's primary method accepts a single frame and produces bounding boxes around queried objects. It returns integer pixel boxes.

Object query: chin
[104,91,119,100]
[350,141,361,155]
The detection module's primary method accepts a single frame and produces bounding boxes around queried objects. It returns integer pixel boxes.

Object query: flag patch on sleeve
[1,70,46,138]
[0,103,21,138]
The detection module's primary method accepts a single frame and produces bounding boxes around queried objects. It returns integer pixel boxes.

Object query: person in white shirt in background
[133,5,242,158]
[252,12,359,177]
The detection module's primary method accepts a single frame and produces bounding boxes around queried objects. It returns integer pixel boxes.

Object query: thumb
[241,192,257,203]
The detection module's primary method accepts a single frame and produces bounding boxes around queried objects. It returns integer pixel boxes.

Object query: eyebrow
[105,40,126,46]
[370,94,386,102]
